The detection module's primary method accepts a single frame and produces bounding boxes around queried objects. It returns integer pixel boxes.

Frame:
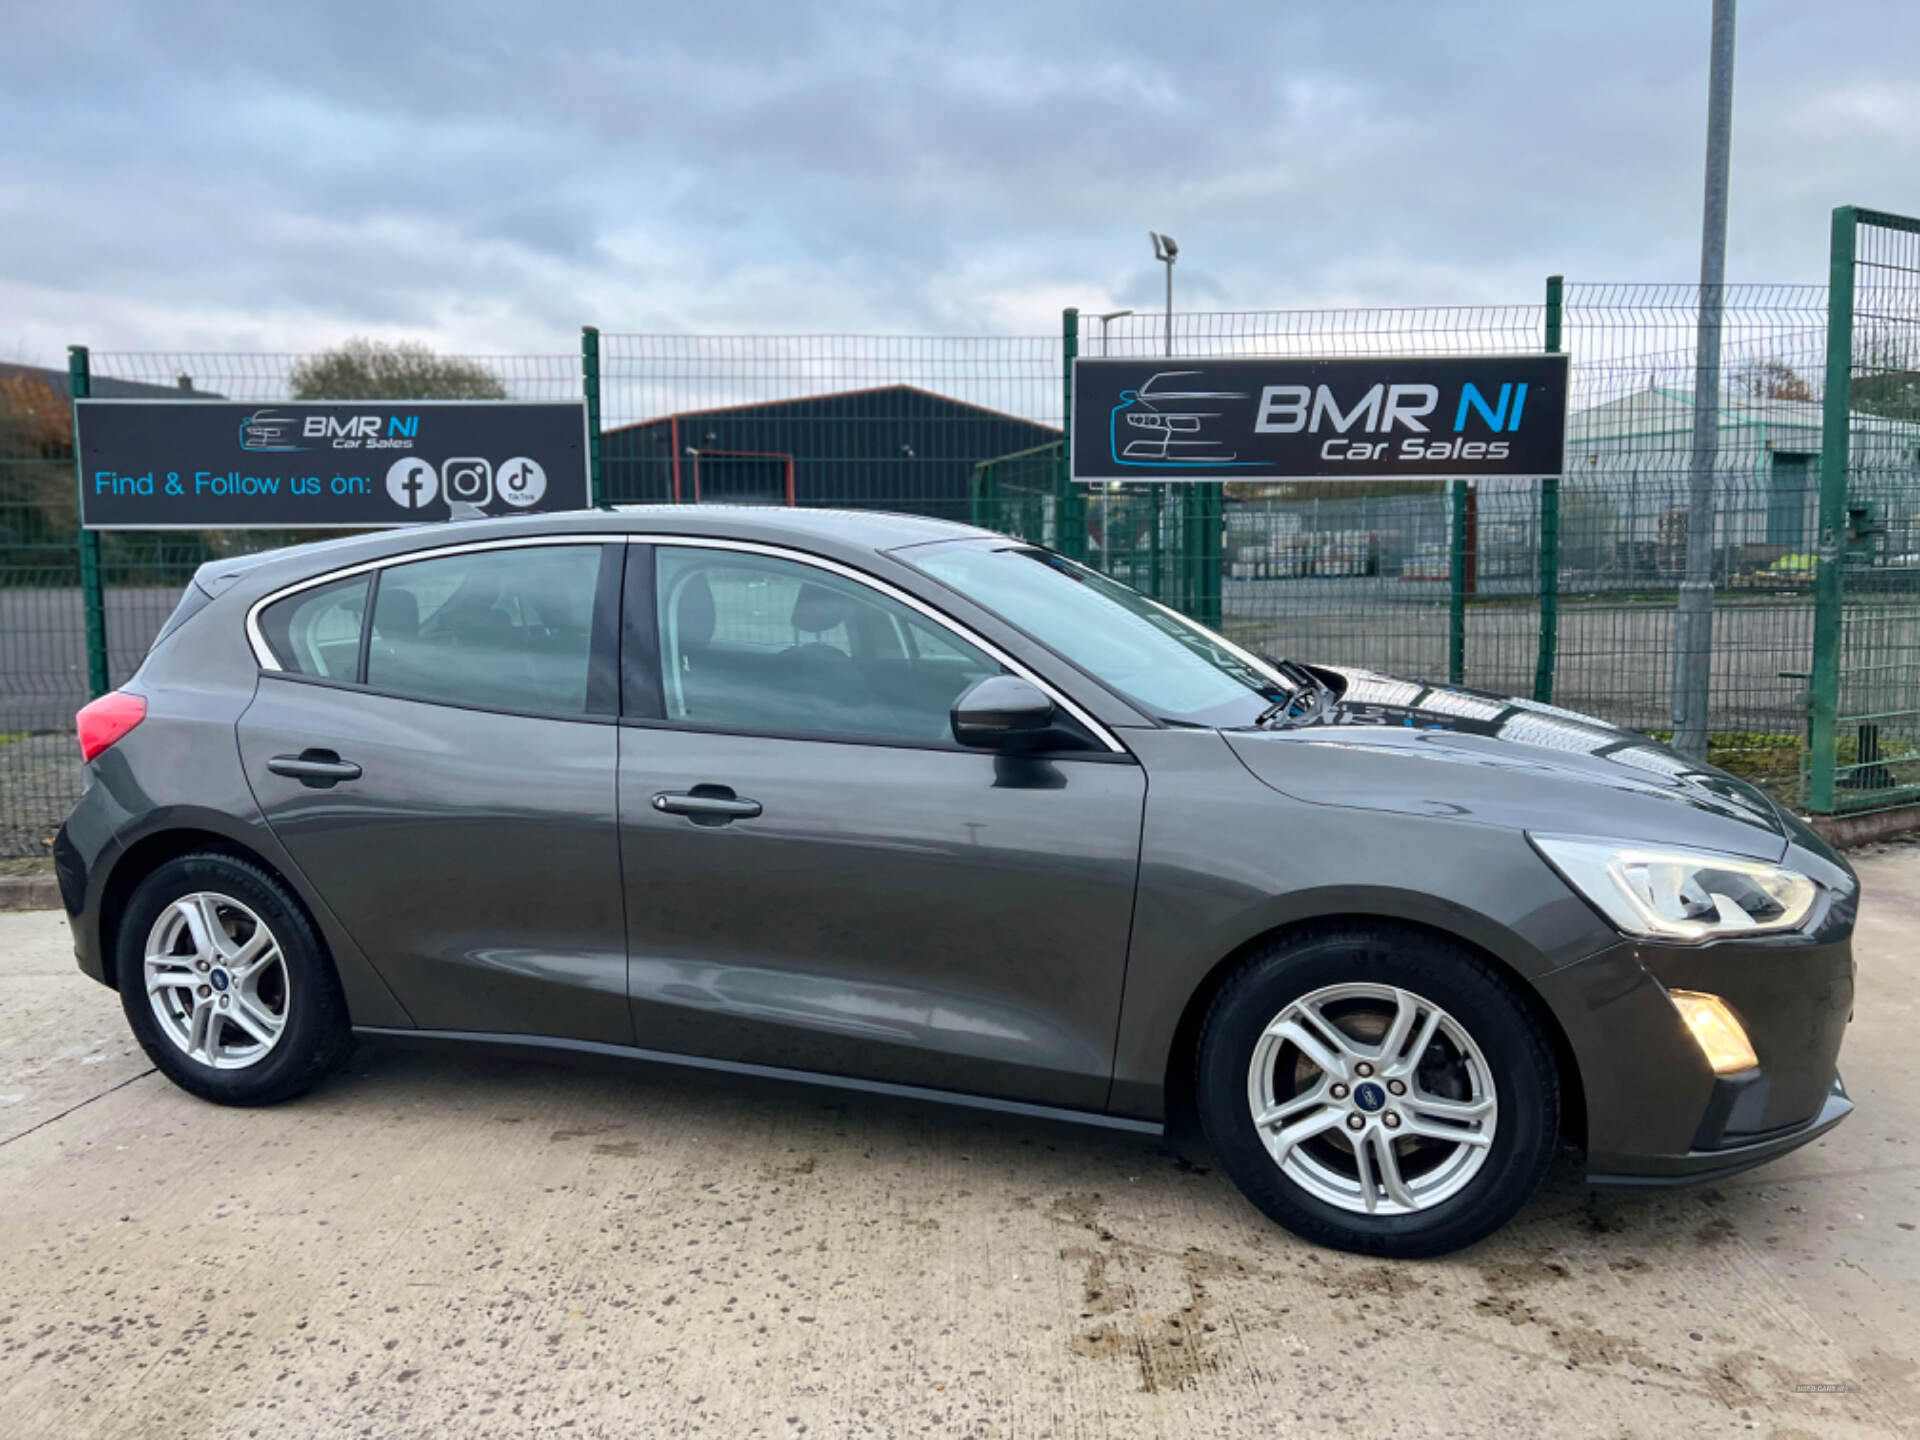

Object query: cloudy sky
[2,0,1914,364]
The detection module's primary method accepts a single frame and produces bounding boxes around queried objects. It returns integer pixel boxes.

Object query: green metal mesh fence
[1555,283,1836,795]
[7,272,1920,855]
[1814,210,1920,812]
[0,364,87,856]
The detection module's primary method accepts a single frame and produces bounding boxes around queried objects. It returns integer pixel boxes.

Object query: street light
[1149,232,1178,358]
[1095,309,1133,356]
[1672,0,1737,762]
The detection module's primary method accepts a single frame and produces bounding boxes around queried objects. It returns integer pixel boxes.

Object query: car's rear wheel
[118,853,352,1106]
[1196,924,1558,1258]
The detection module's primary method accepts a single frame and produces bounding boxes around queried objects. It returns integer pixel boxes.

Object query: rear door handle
[267,750,363,787]
[652,786,762,825]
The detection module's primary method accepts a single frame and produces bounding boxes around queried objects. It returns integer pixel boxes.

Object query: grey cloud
[2,0,1914,361]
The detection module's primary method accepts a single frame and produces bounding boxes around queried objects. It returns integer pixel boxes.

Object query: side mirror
[951,675,1085,751]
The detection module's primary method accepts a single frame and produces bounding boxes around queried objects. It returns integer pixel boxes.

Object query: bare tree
[289,339,507,401]
[1734,359,1815,403]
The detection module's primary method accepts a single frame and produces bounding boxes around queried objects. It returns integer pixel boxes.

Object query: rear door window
[366,545,608,716]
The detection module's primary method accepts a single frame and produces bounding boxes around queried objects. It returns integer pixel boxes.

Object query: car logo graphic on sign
[1111,372,1255,469]
[237,410,306,453]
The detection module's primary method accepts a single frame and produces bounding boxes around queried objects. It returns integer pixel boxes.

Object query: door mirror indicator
[952,676,1087,752]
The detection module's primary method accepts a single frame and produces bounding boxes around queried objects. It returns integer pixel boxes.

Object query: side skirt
[352,1027,1165,1137]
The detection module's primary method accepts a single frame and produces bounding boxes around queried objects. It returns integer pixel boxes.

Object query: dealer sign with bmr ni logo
[1069,354,1568,483]
[74,399,591,529]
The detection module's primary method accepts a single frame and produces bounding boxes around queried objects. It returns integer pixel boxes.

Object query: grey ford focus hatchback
[57,507,1856,1257]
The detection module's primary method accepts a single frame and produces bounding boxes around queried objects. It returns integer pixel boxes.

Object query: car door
[616,540,1146,1111]
[237,537,632,1044]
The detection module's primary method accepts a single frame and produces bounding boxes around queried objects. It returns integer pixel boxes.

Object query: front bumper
[1586,1073,1852,1187]
[1534,866,1856,1186]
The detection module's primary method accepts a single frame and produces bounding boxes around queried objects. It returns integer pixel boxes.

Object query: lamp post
[1150,233,1183,597]
[1672,0,1737,762]
[1149,233,1178,357]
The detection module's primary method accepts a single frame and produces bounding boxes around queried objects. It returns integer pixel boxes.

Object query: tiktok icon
[496,457,548,508]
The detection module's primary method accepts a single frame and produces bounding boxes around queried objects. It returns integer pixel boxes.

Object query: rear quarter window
[257,576,369,680]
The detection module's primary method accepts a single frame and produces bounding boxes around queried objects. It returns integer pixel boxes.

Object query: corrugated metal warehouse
[600,383,1060,519]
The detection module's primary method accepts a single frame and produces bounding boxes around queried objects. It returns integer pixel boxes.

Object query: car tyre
[1196,923,1558,1258]
[117,852,352,1106]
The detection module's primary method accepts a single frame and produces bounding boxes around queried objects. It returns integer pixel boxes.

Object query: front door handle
[267,750,363,787]
[652,785,762,826]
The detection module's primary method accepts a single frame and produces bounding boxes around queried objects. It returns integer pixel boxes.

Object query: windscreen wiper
[1253,659,1337,729]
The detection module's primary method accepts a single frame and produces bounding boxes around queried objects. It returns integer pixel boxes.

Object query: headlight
[1530,834,1820,941]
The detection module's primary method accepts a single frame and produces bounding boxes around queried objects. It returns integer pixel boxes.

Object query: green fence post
[1056,309,1085,561]
[580,326,605,507]
[1448,481,1468,684]
[1532,275,1564,704]
[1809,208,1857,814]
[1198,487,1213,629]
[70,345,110,698]
[1183,491,1207,620]
[1173,492,1189,616]
[1197,482,1223,630]
[1149,485,1164,604]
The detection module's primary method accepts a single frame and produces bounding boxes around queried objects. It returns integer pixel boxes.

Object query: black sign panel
[1070,354,1568,482]
[75,400,590,529]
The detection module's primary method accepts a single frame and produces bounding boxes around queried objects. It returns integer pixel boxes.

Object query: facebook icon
[385,457,440,511]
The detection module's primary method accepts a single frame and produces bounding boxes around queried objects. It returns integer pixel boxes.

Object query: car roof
[611,504,995,548]
[193,506,1000,596]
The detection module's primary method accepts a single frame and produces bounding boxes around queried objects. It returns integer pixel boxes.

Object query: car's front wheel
[1196,923,1558,1258]
[118,852,352,1106]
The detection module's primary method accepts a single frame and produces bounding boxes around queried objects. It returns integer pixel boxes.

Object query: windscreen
[904,539,1291,728]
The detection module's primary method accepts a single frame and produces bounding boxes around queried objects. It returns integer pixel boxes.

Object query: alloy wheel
[143,891,290,1070]
[1245,981,1498,1216]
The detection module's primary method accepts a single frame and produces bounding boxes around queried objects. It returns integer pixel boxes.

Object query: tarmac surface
[0,848,1915,1438]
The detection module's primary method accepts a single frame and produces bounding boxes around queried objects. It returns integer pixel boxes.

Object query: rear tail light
[76,691,147,762]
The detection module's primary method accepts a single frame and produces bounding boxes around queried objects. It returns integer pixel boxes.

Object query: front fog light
[1669,989,1759,1075]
